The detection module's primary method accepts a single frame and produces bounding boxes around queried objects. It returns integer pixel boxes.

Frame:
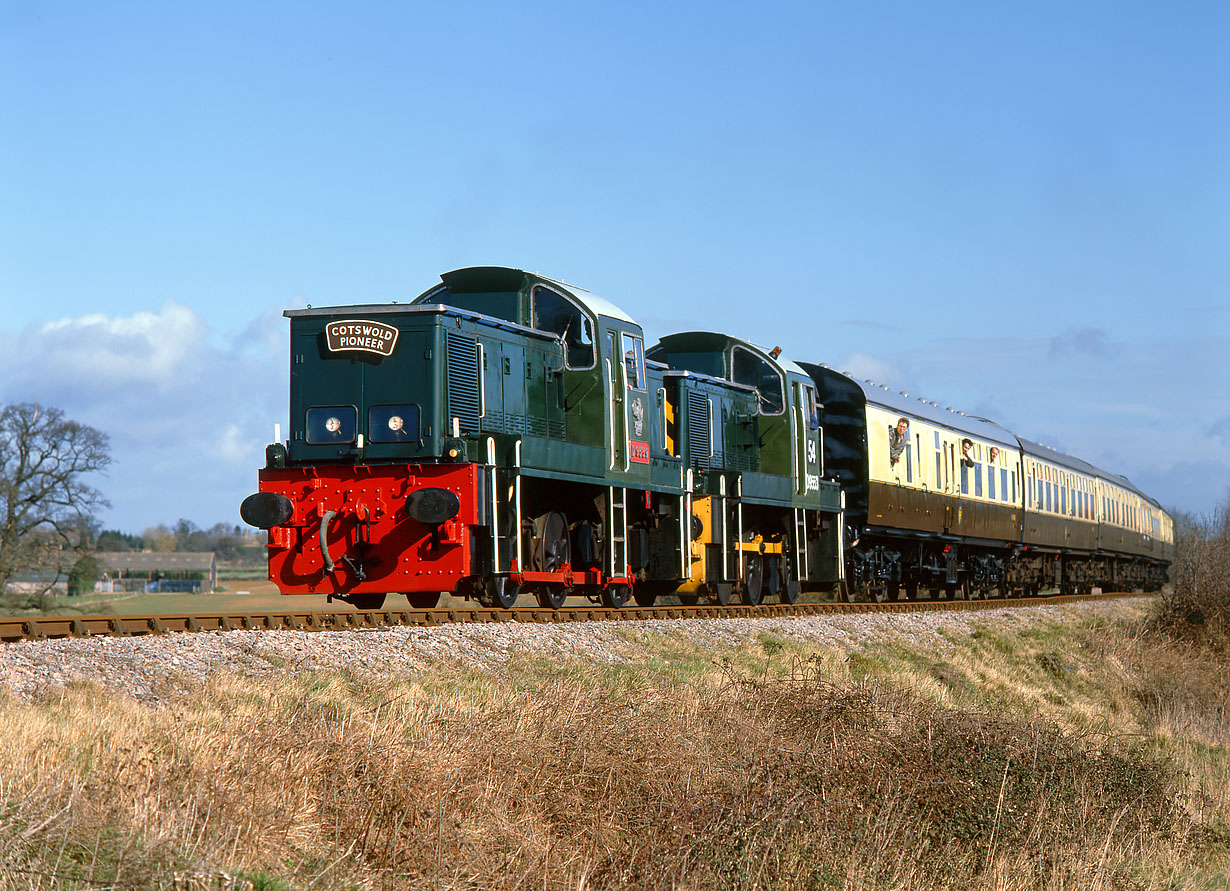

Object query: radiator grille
[687,392,711,472]
[445,332,480,433]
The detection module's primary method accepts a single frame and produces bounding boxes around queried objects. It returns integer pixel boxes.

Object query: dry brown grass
[1,624,1227,891]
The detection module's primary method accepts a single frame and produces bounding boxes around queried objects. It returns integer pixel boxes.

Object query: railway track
[0,591,1151,644]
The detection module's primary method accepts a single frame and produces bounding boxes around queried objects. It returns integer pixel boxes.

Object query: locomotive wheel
[407,592,439,609]
[532,511,570,573]
[489,578,520,609]
[602,585,631,608]
[349,592,386,610]
[742,555,765,606]
[780,559,800,605]
[712,582,734,606]
[967,586,983,601]
[536,585,569,609]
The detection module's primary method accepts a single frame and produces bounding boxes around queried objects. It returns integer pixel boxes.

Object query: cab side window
[621,332,645,390]
[804,384,820,430]
[532,287,594,370]
[732,347,784,414]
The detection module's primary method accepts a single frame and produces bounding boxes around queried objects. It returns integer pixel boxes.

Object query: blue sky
[1,0,1227,533]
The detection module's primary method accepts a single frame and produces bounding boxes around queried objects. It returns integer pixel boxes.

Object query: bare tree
[0,403,111,593]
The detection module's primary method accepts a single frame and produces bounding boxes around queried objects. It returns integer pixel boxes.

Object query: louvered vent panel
[687,392,711,472]
[445,332,480,433]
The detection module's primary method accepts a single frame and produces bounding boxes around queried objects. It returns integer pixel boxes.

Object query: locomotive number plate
[630,440,650,464]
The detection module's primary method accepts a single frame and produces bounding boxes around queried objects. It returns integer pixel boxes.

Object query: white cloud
[0,302,290,532]
[31,301,207,389]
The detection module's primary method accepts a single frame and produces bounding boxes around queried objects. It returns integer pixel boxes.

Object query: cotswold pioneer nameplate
[325,320,399,356]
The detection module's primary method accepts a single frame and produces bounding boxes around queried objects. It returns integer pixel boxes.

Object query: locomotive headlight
[387,415,404,432]
[325,416,342,433]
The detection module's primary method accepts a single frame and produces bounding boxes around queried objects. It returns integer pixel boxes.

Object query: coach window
[532,287,595,370]
[934,432,942,488]
[732,346,784,414]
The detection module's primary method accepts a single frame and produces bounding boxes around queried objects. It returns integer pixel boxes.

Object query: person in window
[888,417,909,467]
[989,446,999,463]
[961,438,975,468]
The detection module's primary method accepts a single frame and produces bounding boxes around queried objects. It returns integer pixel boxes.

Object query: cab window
[532,287,595,369]
[621,332,645,390]
[731,346,784,414]
[804,384,819,430]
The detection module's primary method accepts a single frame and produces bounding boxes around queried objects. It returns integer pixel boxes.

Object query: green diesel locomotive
[240,266,845,609]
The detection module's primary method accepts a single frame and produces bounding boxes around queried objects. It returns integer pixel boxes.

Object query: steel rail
[0,591,1153,644]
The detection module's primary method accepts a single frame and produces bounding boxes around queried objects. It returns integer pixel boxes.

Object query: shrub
[1151,496,1230,653]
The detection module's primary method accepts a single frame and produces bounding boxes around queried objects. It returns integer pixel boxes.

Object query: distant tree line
[97,519,261,563]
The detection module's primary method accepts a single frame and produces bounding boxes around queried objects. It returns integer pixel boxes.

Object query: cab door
[793,379,821,496]
[603,328,626,471]
[602,326,651,482]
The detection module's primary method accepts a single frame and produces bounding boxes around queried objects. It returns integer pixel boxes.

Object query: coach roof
[817,367,1018,448]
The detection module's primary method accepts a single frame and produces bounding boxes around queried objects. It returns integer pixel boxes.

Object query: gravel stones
[0,600,1145,703]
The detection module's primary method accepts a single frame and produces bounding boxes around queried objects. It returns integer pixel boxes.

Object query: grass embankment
[1,600,1228,890]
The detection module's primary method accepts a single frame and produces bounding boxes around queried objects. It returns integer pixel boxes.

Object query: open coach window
[532,286,594,369]
[732,346,784,414]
